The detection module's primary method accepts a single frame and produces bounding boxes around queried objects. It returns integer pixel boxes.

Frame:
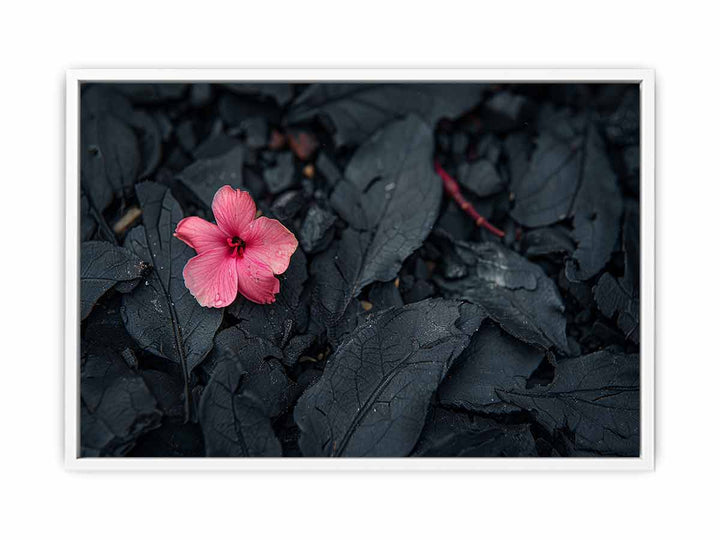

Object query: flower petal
[174,217,226,254]
[241,216,298,275]
[212,186,256,237]
[182,247,238,308]
[236,257,280,304]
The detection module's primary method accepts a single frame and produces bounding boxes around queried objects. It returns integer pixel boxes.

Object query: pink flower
[174,186,298,308]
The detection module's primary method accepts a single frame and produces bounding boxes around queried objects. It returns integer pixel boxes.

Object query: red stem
[434,160,505,238]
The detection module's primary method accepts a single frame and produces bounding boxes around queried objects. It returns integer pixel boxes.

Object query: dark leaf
[593,204,640,343]
[521,225,575,257]
[228,249,309,347]
[80,241,149,320]
[299,203,337,253]
[128,111,163,179]
[509,108,622,280]
[413,407,537,457]
[223,83,294,106]
[111,83,187,104]
[121,182,223,375]
[497,351,640,456]
[81,102,141,212]
[594,274,639,344]
[176,145,245,208]
[480,91,533,132]
[198,327,294,456]
[128,421,204,457]
[313,116,440,327]
[287,83,485,147]
[199,360,282,457]
[438,324,545,414]
[81,348,162,457]
[435,240,569,353]
[563,123,623,281]
[294,298,484,457]
[263,152,296,194]
[457,159,505,198]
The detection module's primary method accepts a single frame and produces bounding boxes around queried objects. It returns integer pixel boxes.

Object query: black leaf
[228,249,309,347]
[509,108,622,280]
[435,240,569,353]
[81,98,140,212]
[121,182,223,378]
[198,327,295,456]
[312,116,440,327]
[497,351,640,456]
[457,159,505,198]
[294,298,484,457]
[80,241,149,320]
[263,152,296,194]
[81,348,162,457]
[412,407,537,457]
[176,145,245,208]
[438,324,545,414]
[593,204,640,343]
[287,83,485,147]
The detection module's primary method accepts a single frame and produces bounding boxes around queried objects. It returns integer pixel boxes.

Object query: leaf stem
[433,160,505,238]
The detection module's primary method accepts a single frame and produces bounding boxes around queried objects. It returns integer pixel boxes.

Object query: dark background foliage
[79,82,640,458]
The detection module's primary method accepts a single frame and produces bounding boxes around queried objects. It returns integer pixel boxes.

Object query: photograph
[75,78,644,461]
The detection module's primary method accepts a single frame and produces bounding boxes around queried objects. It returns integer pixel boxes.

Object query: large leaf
[437,324,545,414]
[198,327,295,457]
[121,182,222,376]
[287,83,485,147]
[80,241,149,320]
[311,116,440,327]
[435,240,569,353]
[294,298,484,457]
[509,108,622,280]
[497,351,640,456]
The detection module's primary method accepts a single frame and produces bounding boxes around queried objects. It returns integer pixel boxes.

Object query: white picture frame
[65,68,655,471]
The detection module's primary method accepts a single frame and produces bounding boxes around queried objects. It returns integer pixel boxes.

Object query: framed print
[65,69,654,470]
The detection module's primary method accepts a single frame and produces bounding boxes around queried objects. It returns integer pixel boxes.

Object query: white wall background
[0,1,717,537]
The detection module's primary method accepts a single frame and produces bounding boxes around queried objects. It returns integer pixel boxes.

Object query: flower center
[227,236,246,258]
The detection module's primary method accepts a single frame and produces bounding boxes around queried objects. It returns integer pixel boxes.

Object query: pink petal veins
[241,216,299,275]
[174,216,227,254]
[211,186,256,238]
[182,247,238,308]
[236,257,281,305]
